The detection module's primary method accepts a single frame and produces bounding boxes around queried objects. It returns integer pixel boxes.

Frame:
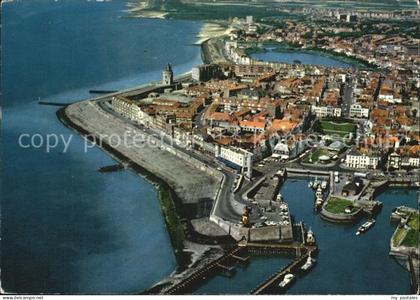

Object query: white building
[349,104,370,118]
[273,139,306,160]
[215,145,253,178]
[111,96,152,125]
[378,92,402,104]
[389,152,420,169]
[402,157,420,168]
[311,105,342,118]
[345,149,381,169]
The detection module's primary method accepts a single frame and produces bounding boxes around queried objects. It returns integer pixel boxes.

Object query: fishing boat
[315,197,323,210]
[278,273,296,288]
[308,181,313,188]
[312,177,319,189]
[301,253,316,272]
[315,185,323,198]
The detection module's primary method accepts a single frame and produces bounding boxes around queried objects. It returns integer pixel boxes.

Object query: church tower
[162,63,173,85]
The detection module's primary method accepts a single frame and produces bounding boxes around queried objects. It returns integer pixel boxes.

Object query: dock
[245,241,317,295]
[161,239,317,295]
[163,247,249,295]
[250,253,309,295]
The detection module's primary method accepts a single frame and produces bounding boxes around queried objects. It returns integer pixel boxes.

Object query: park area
[393,212,420,248]
[324,197,359,214]
[302,148,332,164]
[317,120,357,137]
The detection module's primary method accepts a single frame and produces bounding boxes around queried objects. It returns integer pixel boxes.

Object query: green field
[401,229,419,248]
[321,121,356,132]
[402,213,420,247]
[325,197,358,214]
[393,213,420,248]
[392,227,406,247]
[317,120,357,137]
[408,213,419,230]
[302,148,331,164]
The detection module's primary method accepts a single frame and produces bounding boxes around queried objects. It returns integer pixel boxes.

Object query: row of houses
[345,145,420,170]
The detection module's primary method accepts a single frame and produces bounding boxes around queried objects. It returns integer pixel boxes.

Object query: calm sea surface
[1,0,202,293]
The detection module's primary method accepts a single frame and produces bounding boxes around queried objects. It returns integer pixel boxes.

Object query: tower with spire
[162,63,173,85]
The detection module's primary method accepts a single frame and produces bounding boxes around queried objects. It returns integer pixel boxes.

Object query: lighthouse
[162,63,174,85]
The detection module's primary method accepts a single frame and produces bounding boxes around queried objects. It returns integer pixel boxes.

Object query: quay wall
[285,168,331,177]
[209,214,283,242]
[319,206,363,223]
[242,176,266,201]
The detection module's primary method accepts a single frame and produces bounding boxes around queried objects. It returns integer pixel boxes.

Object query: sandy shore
[125,2,231,45]
[195,22,232,45]
[125,2,168,19]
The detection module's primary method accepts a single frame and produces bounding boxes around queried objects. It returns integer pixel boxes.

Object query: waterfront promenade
[62,99,221,206]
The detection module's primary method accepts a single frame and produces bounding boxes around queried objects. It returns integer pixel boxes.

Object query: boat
[312,177,319,189]
[301,253,316,272]
[308,181,313,188]
[306,228,316,245]
[315,197,323,210]
[276,193,283,202]
[315,185,323,198]
[321,180,328,190]
[356,219,376,235]
[278,273,295,288]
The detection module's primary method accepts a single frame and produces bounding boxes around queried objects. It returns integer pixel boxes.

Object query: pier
[161,238,317,295]
[163,247,248,295]
[243,241,316,257]
[242,241,317,295]
[250,253,309,295]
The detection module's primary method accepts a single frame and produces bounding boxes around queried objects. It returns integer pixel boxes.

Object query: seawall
[57,101,225,268]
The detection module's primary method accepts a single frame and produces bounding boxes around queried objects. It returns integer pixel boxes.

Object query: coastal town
[56,6,420,296]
